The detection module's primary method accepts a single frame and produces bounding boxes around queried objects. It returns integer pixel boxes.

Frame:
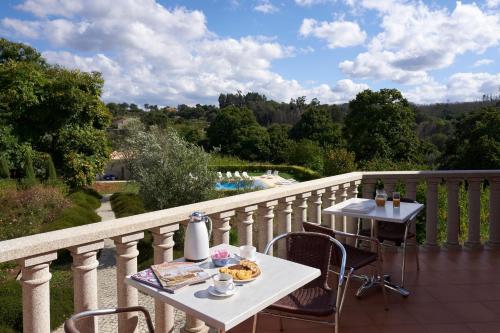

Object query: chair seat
[344,244,377,269]
[268,286,336,317]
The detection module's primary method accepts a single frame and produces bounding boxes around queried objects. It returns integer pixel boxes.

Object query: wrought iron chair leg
[340,269,353,313]
[401,222,410,288]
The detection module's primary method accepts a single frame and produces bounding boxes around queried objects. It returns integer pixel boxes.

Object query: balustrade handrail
[362,170,500,179]
[0,172,364,263]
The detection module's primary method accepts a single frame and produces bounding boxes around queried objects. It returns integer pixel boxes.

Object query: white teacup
[213,273,234,294]
[239,245,256,260]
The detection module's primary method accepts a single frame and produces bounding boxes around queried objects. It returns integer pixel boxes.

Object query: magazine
[341,201,376,214]
[151,262,211,293]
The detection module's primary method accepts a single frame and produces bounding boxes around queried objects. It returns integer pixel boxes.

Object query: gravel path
[53,194,185,332]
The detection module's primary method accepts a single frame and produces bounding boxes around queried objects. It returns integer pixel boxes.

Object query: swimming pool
[215,179,267,191]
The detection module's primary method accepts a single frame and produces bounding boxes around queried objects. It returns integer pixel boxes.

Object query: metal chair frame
[253,231,347,333]
[64,306,155,333]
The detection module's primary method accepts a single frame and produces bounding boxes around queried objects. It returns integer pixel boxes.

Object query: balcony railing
[0,170,499,333]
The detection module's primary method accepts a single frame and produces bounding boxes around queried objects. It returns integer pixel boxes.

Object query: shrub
[122,122,216,211]
[45,155,57,182]
[323,148,357,176]
[285,139,324,173]
[110,192,145,218]
[0,185,71,240]
[20,153,37,188]
[0,155,9,178]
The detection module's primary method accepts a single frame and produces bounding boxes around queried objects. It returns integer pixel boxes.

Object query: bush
[110,192,145,218]
[20,153,37,188]
[0,270,73,332]
[285,139,324,173]
[0,155,9,178]
[0,185,71,240]
[122,123,216,211]
[323,148,357,176]
[45,155,58,183]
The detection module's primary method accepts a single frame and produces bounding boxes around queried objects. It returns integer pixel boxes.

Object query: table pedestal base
[355,275,410,298]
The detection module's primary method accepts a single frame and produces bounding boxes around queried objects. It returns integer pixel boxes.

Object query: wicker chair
[64,306,154,333]
[253,232,347,333]
[303,221,388,310]
[358,197,420,287]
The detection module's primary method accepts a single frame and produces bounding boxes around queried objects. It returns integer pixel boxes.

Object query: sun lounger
[234,171,242,179]
[242,171,250,179]
[226,171,233,179]
[273,170,279,176]
[217,172,223,179]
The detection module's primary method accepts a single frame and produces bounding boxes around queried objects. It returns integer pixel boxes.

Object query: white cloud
[299,18,366,48]
[341,1,500,84]
[487,0,500,8]
[473,59,494,67]
[254,1,279,14]
[404,73,500,104]
[2,0,367,105]
[295,0,328,6]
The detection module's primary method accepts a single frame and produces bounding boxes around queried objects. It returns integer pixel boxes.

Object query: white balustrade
[2,170,500,333]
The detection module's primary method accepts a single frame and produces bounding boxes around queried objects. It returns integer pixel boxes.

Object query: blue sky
[0,0,499,106]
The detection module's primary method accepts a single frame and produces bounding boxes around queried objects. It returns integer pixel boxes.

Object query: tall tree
[290,105,343,148]
[441,107,500,169]
[344,89,420,162]
[207,106,270,160]
[0,39,112,188]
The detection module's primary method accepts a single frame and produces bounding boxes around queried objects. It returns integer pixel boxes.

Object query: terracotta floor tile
[424,323,473,333]
[444,302,499,322]
[363,304,417,325]
[480,301,500,316]
[406,303,461,324]
[467,322,500,333]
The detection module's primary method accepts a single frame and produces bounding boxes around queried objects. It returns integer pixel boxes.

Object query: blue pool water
[215,180,267,191]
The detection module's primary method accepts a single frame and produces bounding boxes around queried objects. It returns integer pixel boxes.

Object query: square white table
[323,197,424,297]
[126,244,321,332]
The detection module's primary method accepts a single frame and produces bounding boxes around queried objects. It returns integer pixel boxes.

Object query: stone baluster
[277,196,295,258]
[335,184,348,232]
[308,189,324,225]
[258,201,278,254]
[405,178,419,246]
[236,205,257,246]
[18,252,57,333]
[324,186,338,229]
[445,178,461,249]
[293,193,311,231]
[465,178,482,249]
[487,177,500,248]
[383,178,397,196]
[70,241,104,333]
[405,178,418,200]
[344,181,361,246]
[113,232,143,333]
[151,225,179,333]
[211,211,235,245]
[425,178,440,250]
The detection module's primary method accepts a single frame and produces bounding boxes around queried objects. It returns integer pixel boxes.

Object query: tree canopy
[344,89,420,163]
[207,106,270,160]
[441,107,500,170]
[0,38,111,187]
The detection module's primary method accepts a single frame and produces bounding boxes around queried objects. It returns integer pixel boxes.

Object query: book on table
[341,200,376,214]
[131,262,211,293]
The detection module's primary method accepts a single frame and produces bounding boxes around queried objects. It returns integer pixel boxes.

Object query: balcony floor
[229,247,500,333]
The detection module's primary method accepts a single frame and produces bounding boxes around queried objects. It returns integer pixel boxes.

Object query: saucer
[208,285,238,297]
[235,253,258,262]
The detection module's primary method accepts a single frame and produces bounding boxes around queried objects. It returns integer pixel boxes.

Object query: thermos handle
[204,216,213,238]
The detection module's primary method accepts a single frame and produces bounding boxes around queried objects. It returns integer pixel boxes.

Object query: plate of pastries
[219,259,261,282]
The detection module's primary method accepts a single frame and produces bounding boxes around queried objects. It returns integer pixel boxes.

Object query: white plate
[208,285,238,297]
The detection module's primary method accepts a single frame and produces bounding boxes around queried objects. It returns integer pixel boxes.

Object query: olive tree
[123,121,216,211]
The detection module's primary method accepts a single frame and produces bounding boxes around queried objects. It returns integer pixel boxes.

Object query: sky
[0,0,499,106]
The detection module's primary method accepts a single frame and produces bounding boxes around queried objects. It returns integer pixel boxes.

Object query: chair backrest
[265,232,346,289]
[302,222,344,267]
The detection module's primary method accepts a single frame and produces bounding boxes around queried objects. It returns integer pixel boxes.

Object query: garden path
[53,194,186,333]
